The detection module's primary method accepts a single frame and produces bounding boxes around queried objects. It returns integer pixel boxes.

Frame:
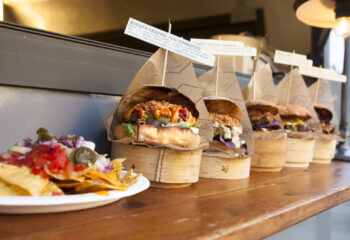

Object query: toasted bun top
[116,86,199,122]
[278,104,312,121]
[204,96,243,122]
[246,100,279,115]
[314,103,333,121]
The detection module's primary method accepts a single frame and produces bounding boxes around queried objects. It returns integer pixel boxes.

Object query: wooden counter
[2,161,350,240]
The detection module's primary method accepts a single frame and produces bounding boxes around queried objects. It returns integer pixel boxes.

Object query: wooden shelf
[2,161,350,240]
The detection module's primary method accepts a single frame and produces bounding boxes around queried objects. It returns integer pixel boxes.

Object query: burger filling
[315,110,335,134]
[248,110,281,131]
[210,112,246,151]
[122,100,199,136]
[281,118,311,132]
[319,120,335,134]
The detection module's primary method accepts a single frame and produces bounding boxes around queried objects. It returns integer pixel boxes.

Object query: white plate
[0,171,150,214]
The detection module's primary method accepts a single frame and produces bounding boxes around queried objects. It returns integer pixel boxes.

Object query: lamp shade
[294,0,336,28]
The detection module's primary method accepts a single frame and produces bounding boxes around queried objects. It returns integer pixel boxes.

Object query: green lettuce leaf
[122,123,136,137]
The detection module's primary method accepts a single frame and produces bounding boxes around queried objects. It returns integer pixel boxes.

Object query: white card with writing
[190,38,256,56]
[124,18,215,66]
[299,66,347,82]
[274,50,313,67]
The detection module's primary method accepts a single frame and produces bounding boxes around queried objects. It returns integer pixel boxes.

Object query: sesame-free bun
[246,100,279,115]
[204,96,243,122]
[278,104,312,121]
[314,103,333,122]
[114,124,200,148]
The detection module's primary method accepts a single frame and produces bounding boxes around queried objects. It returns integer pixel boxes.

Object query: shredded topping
[210,112,245,151]
[209,112,241,130]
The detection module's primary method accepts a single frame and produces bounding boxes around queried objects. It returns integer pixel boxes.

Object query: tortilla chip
[74,180,128,193]
[0,163,49,196]
[42,181,65,196]
[0,180,28,196]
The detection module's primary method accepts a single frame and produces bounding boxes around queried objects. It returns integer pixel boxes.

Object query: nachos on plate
[0,128,141,196]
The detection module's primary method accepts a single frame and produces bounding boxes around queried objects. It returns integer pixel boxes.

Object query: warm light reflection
[0,1,3,21]
[334,17,350,38]
[16,4,46,29]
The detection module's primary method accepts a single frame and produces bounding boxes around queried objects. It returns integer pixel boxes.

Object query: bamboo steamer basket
[199,155,251,179]
[111,142,202,188]
[250,137,288,172]
[312,138,337,164]
[284,138,315,168]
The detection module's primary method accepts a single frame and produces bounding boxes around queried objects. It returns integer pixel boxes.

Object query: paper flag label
[274,50,312,67]
[191,38,256,56]
[299,66,347,82]
[124,18,215,66]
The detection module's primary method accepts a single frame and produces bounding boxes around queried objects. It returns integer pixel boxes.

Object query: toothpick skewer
[252,38,263,101]
[252,74,256,100]
[215,36,222,96]
[161,20,172,86]
[253,38,263,74]
[286,50,295,105]
[314,65,322,103]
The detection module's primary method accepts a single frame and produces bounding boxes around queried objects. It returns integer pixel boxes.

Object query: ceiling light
[294,0,350,38]
[334,17,350,38]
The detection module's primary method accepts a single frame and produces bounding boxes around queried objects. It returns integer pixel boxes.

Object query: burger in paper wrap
[200,97,251,180]
[279,104,312,133]
[314,104,335,135]
[241,63,287,172]
[110,86,207,188]
[312,104,339,164]
[279,104,315,168]
[106,48,213,188]
[246,100,287,172]
[205,97,246,156]
[246,100,281,131]
[114,86,200,149]
[197,56,253,180]
[275,69,324,168]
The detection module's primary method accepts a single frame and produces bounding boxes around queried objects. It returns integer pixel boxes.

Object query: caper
[36,127,53,141]
[74,147,98,166]
[36,127,48,135]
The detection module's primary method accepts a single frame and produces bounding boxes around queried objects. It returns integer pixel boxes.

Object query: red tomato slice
[64,161,74,178]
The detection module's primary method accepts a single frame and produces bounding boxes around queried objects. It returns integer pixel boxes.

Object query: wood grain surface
[1,161,350,240]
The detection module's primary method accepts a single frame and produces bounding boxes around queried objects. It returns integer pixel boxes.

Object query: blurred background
[0,0,346,122]
[0,1,350,239]
[0,0,345,77]
[1,0,310,53]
